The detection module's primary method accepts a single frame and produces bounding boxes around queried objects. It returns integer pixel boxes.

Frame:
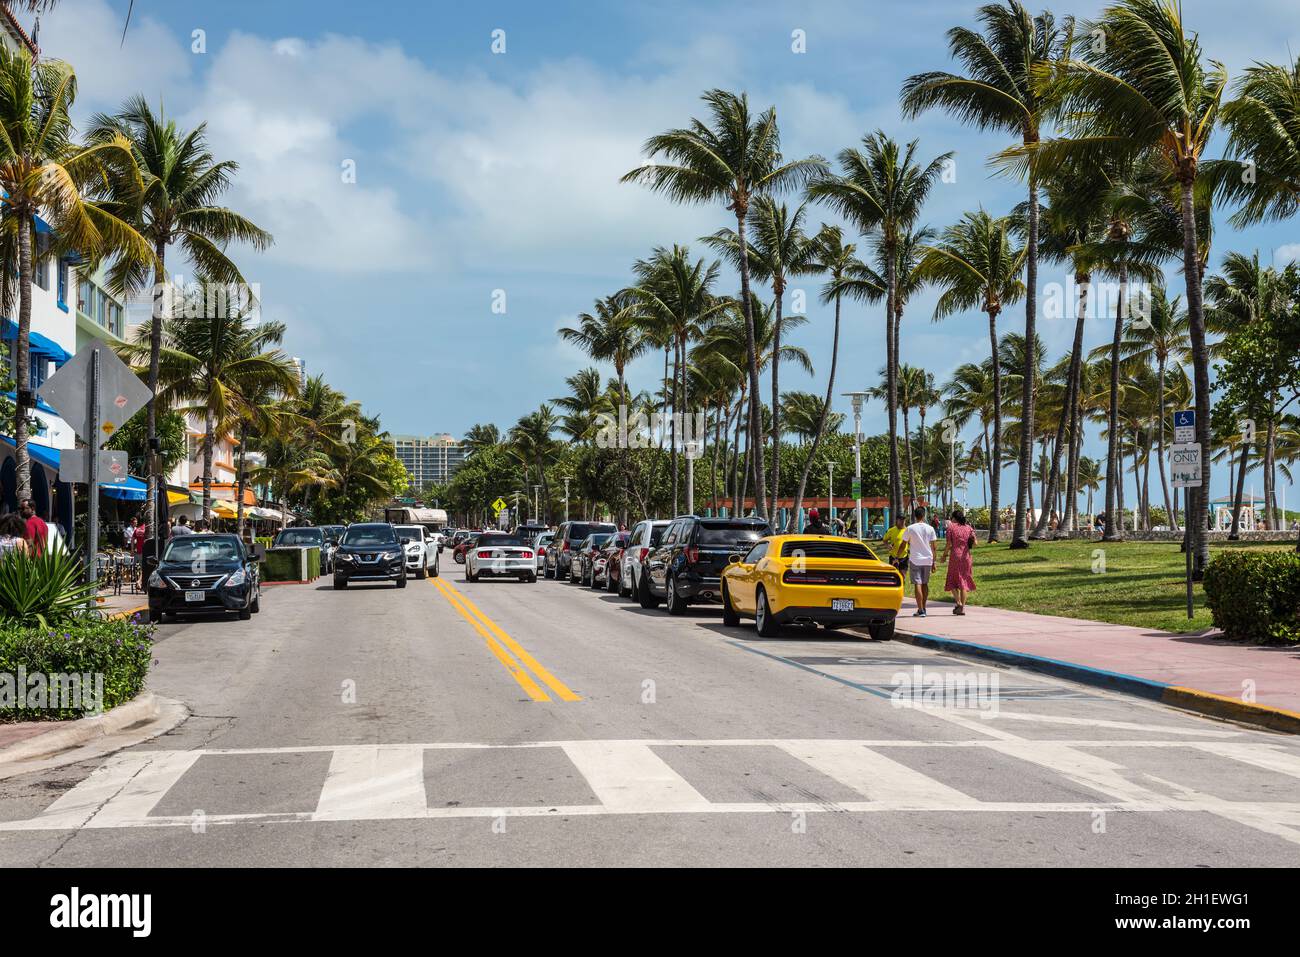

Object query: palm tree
[1214,56,1300,227]
[509,406,559,523]
[139,305,299,520]
[1024,0,1226,575]
[623,90,826,520]
[464,423,501,455]
[1077,456,1104,523]
[808,133,951,520]
[916,210,1026,541]
[89,96,272,544]
[559,292,650,411]
[553,367,612,444]
[702,196,817,516]
[0,48,150,498]
[902,0,1068,548]
[791,226,861,523]
[943,360,998,510]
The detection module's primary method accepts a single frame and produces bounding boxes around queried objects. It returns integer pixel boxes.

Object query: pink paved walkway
[895,595,1300,714]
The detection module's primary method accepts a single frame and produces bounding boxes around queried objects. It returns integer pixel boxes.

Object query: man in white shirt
[901,505,938,617]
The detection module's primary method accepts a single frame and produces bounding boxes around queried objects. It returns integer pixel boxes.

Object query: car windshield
[649,525,668,546]
[566,522,614,541]
[342,525,397,547]
[394,526,424,542]
[697,523,770,546]
[479,535,525,547]
[164,538,242,563]
[275,528,323,546]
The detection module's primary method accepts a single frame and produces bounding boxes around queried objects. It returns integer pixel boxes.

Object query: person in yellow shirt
[882,514,909,573]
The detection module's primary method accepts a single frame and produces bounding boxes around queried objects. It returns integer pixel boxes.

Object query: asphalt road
[2,559,1299,866]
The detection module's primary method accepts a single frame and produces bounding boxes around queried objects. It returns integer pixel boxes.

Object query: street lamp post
[532,484,541,520]
[828,461,834,527]
[844,391,868,540]
[563,477,571,523]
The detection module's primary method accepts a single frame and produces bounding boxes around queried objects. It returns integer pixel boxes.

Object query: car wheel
[148,607,162,624]
[637,571,660,609]
[721,583,740,627]
[333,576,347,590]
[755,588,780,637]
[665,576,687,616]
[238,606,252,621]
[544,564,554,580]
[415,564,428,580]
[250,593,261,614]
[430,560,439,578]
[868,621,895,642]
[395,574,407,589]
[528,573,538,583]
[606,570,618,593]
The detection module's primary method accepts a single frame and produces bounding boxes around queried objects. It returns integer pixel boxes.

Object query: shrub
[0,615,154,721]
[1202,550,1300,644]
[0,549,99,627]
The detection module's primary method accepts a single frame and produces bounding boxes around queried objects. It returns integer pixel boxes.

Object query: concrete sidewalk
[887,596,1300,732]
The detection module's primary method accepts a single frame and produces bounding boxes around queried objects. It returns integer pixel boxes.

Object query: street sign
[37,342,152,445]
[1173,409,1196,445]
[492,496,508,514]
[851,479,861,499]
[59,449,129,485]
[1170,442,1202,488]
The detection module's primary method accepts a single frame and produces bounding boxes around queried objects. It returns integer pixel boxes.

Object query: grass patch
[926,538,1296,634]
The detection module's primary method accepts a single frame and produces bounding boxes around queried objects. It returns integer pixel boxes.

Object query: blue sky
[35,0,1300,506]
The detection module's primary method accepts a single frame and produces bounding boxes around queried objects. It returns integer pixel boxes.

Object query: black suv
[147,533,261,623]
[333,523,407,589]
[544,520,617,579]
[641,516,772,614]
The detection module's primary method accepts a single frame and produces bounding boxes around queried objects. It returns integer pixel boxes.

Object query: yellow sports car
[719,535,904,639]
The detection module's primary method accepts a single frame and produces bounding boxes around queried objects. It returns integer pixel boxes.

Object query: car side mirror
[728,553,743,565]
[399,537,411,545]
[251,543,266,561]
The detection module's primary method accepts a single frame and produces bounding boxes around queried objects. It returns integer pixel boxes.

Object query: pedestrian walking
[0,513,29,556]
[802,507,830,534]
[123,516,138,549]
[19,499,47,556]
[901,505,937,617]
[132,521,148,556]
[171,515,193,537]
[940,508,977,615]
[882,514,909,575]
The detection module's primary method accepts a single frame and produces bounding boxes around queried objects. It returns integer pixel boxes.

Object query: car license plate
[185,590,205,602]
[831,598,855,612]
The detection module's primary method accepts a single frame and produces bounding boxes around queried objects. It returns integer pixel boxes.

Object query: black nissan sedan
[332,523,407,589]
[147,534,261,623]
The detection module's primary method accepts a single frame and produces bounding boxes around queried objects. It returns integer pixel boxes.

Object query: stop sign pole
[85,349,101,607]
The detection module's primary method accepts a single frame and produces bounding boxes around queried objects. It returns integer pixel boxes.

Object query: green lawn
[915,538,1296,634]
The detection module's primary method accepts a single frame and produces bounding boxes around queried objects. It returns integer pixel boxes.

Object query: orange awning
[188,482,256,505]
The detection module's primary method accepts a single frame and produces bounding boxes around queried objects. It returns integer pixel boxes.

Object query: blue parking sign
[1174,409,1195,428]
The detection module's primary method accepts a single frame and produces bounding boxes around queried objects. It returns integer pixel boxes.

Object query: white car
[533,532,555,574]
[464,532,536,583]
[394,525,440,579]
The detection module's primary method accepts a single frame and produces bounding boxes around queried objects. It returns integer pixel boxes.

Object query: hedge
[0,615,155,721]
[1202,550,1300,644]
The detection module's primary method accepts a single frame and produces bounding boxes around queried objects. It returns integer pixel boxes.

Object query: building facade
[389,434,467,490]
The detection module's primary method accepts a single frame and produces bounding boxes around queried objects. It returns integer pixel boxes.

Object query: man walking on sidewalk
[902,505,937,617]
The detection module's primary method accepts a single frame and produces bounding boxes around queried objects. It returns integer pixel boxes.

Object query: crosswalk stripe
[20,750,202,830]
[560,741,710,812]
[983,741,1158,803]
[315,746,428,820]
[1192,742,1300,779]
[777,740,978,807]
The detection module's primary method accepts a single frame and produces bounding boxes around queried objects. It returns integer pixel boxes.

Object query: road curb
[105,603,148,621]
[0,692,183,768]
[888,628,1300,735]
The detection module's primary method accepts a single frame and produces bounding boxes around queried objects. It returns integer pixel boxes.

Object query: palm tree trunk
[670,338,680,516]
[236,423,249,539]
[14,216,34,502]
[1033,281,1087,537]
[885,248,901,521]
[1230,440,1249,539]
[147,239,167,551]
[1104,264,1126,541]
[986,309,1003,542]
[735,209,767,520]
[1178,178,1211,576]
[902,406,916,509]
[202,410,215,521]
[769,284,783,522]
[1156,357,1176,531]
[1264,413,1277,530]
[1012,172,1039,549]
[793,288,842,521]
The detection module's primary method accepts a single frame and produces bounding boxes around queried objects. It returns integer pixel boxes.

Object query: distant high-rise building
[389,434,468,490]
[291,356,307,389]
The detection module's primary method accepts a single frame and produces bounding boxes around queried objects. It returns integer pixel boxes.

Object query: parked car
[465,533,537,583]
[641,516,772,614]
[513,522,549,542]
[320,525,345,547]
[147,533,261,623]
[719,534,903,639]
[544,521,617,579]
[273,525,334,573]
[393,524,440,579]
[598,531,631,591]
[533,531,555,574]
[571,532,613,585]
[620,519,671,599]
[333,523,406,589]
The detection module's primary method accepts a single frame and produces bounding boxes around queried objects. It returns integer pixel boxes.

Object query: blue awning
[0,434,60,472]
[102,475,147,501]
[0,319,72,364]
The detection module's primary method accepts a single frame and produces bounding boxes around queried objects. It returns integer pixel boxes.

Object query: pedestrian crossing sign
[492,497,508,513]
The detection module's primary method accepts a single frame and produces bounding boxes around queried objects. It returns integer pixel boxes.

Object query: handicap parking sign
[1173,409,1195,444]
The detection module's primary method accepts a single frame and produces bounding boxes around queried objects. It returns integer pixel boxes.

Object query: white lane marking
[1193,743,1300,779]
[983,741,1160,804]
[315,746,428,820]
[778,740,978,807]
[559,741,710,812]
[8,750,202,831]
[980,712,1242,736]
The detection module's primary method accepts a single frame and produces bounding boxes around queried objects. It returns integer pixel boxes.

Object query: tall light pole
[563,477,571,523]
[844,391,868,540]
[532,484,541,520]
[828,461,834,527]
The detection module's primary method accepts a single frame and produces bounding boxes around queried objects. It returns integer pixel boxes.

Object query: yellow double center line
[430,577,581,702]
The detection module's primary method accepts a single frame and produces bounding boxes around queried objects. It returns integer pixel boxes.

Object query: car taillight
[638,547,649,560]
[539,546,547,555]
[784,571,830,584]
[477,550,491,559]
[522,551,533,559]
[685,546,699,563]
[562,541,570,551]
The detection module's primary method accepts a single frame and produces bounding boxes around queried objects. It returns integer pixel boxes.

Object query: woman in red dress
[940,509,977,615]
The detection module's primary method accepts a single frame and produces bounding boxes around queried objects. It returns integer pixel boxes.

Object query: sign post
[37,343,153,604]
[844,392,868,540]
[1170,416,1202,620]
